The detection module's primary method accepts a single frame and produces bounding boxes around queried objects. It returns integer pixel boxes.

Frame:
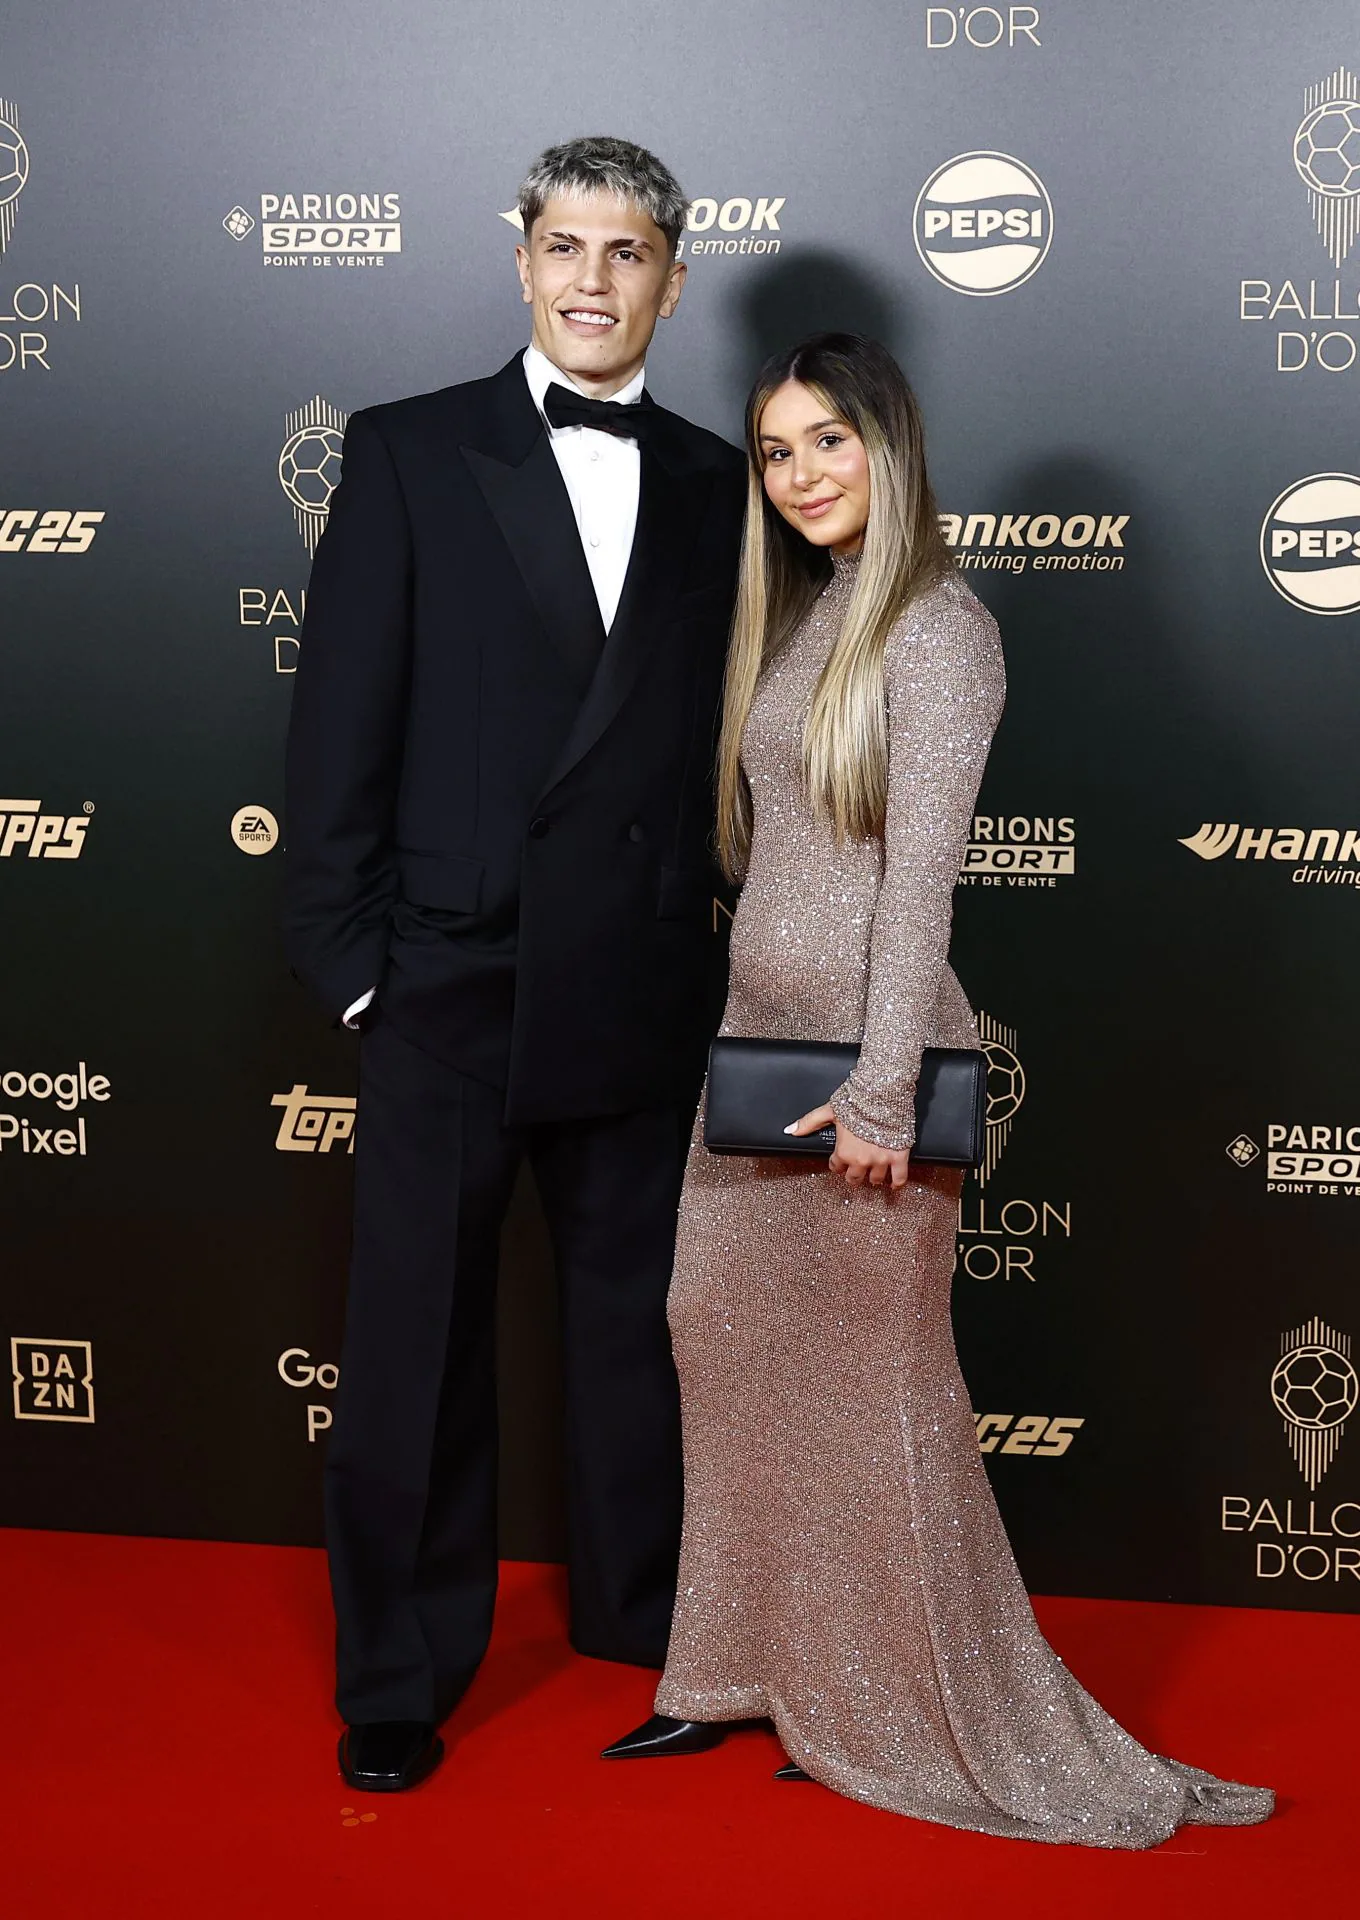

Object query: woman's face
[757,379,870,556]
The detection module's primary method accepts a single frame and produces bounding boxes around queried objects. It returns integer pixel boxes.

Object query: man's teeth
[565,311,616,327]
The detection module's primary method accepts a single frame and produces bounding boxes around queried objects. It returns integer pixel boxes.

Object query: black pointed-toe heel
[601,1713,729,1759]
[773,1760,814,1781]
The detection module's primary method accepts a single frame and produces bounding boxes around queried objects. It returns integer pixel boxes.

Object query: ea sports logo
[913,152,1052,295]
[231,804,279,855]
[1260,474,1360,616]
[279,396,348,556]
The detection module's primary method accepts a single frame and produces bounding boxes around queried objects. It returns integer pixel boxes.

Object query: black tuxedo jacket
[284,354,745,1123]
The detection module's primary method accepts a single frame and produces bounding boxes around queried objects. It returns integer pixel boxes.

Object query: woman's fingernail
[783,1123,798,1134]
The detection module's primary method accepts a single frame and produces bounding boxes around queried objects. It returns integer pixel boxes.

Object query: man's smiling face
[516,191,685,398]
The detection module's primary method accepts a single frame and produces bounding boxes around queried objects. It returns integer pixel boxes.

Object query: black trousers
[325,1009,689,1725]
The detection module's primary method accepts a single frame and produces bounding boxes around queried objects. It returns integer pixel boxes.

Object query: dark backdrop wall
[4,0,1359,1612]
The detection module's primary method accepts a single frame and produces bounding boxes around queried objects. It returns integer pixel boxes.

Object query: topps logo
[272,1084,356,1154]
[0,509,104,553]
[260,192,401,260]
[0,799,91,859]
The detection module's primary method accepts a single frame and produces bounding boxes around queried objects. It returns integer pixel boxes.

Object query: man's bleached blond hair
[518,136,688,256]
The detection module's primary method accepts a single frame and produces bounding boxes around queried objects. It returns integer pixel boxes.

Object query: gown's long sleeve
[829,579,1005,1151]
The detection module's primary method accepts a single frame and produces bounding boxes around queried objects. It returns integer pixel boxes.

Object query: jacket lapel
[461,361,605,695]
[537,416,713,799]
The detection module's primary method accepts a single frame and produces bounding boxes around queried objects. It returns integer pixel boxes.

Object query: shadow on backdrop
[952,449,1276,1605]
[723,249,916,407]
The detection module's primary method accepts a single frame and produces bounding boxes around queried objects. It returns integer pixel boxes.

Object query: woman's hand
[785,1105,912,1189]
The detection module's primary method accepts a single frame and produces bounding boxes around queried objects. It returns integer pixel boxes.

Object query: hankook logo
[913,152,1052,295]
[500,197,786,259]
[1180,820,1360,886]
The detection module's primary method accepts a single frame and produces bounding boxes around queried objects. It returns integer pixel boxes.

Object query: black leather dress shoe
[338,1720,444,1792]
[773,1760,814,1782]
[601,1713,728,1759]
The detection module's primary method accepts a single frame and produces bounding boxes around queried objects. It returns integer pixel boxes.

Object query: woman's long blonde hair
[716,333,952,881]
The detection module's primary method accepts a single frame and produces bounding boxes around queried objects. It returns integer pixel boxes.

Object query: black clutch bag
[703,1037,986,1168]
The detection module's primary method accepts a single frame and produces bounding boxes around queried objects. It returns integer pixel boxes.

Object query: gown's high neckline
[828,546,863,585]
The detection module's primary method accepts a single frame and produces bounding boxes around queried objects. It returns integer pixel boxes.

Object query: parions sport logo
[1226,1122,1360,1200]
[280,398,347,556]
[499,196,787,259]
[1239,66,1360,375]
[0,98,28,257]
[956,1012,1073,1286]
[1259,474,1360,613]
[958,814,1075,887]
[1220,1318,1360,1589]
[913,152,1052,295]
[224,192,402,267]
[1180,820,1360,886]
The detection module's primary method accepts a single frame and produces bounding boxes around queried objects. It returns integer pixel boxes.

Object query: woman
[607,334,1272,1846]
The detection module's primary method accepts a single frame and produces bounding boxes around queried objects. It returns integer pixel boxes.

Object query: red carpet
[1,1529,1351,1918]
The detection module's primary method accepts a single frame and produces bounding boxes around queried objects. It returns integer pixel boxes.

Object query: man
[284,136,744,1792]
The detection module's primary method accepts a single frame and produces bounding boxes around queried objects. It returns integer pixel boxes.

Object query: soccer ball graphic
[0,117,29,208]
[279,425,344,516]
[1270,1345,1358,1430]
[1294,100,1360,198]
[982,1039,1025,1128]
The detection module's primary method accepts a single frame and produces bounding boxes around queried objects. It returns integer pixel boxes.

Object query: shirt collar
[523,343,646,427]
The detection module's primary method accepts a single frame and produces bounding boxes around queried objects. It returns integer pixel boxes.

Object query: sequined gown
[655,555,1272,1847]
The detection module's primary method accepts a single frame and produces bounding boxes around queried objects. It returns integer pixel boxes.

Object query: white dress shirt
[342,344,646,1029]
[521,341,643,632]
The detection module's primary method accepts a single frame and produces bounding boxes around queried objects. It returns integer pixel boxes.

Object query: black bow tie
[543,381,653,441]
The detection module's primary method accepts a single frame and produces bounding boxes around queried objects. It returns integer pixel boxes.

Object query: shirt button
[589,448,601,462]
[528,817,550,840]
[628,823,644,843]
[588,535,601,548]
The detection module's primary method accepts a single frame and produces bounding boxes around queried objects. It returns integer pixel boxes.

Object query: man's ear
[659,258,687,320]
[515,242,533,305]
